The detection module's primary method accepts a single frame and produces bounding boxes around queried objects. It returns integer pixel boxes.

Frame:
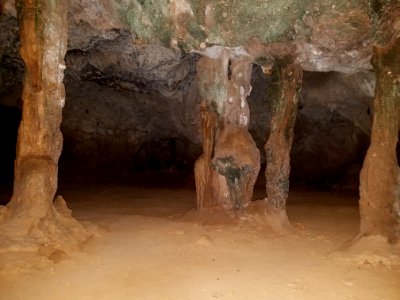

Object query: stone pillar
[8,0,66,216]
[359,38,400,242]
[0,0,94,252]
[194,49,260,212]
[264,60,303,230]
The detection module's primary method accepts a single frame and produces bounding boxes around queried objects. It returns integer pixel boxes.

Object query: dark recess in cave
[0,33,387,195]
[54,64,375,193]
[0,71,379,195]
[0,105,21,204]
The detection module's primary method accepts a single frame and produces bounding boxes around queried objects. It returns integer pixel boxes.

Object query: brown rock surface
[0,0,96,256]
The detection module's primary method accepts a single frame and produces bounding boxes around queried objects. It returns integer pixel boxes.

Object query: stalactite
[195,49,260,212]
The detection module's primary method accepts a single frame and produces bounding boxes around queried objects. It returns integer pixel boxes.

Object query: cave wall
[0,29,375,186]
[62,52,374,187]
[0,1,382,188]
[291,71,373,188]
[61,70,201,175]
[60,35,202,176]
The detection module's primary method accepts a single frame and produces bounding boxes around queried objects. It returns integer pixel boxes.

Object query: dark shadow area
[0,105,21,205]
[0,47,375,204]
[57,67,374,197]
[397,132,400,164]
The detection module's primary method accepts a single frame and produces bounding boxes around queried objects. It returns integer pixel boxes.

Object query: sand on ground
[0,183,399,300]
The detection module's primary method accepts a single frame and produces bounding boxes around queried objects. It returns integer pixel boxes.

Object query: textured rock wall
[60,63,373,188]
[291,71,373,187]
[0,41,374,186]
[60,34,202,176]
[2,0,374,72]
[61,74,201,175]
[0,0,380,187]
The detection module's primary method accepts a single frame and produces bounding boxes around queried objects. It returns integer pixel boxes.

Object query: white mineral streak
[170,0,194,17]
[240,86,246,108]
[230,46,250,59]
[346,50,359,59]
[239,114,248,126]
[192,46,250,60]
[205,4,212,16]
[296,42,372,73]
[59,95,66,107]
[355,73,376,98]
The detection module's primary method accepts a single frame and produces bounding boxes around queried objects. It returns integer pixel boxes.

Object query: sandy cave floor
[0,182,400,300]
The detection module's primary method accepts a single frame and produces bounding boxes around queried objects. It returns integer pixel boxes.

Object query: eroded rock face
[0,0,378,188]
[2,0,375,72]
[0,14,22,100]
[61,77,201,175]
[291,71,373,187]
[0,47,375,188]
[0,0,96,257]
[194,51,260,211]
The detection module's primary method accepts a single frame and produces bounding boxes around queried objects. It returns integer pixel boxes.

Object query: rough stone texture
[0,0,381,188]
[61,77,201,175]
[295,2,372,72]
[57,31,202,175]
[195,51,260,211]
[0,0,96,254]
[291,71,373,188]
[0,54,375,189]
[354,0,400,242]
[0,13,23,102]
[264,60,303,230]
[64,31,200,98]
[0,0,397,261]
[359,37,400,241]
[2,0,375,73]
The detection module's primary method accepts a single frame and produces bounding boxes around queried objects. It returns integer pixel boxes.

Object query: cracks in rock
[65,32,201,97]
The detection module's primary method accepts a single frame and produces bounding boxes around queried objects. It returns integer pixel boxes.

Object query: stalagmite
[0,0,95,254]
[264,59,303,231]
[358,37,400,242]
[195,49,260,212]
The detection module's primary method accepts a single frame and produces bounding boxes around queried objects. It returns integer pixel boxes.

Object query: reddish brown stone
[264,60,303,230]
[195,50,260,212]
[0,0,96,253]
[359,38,400,242]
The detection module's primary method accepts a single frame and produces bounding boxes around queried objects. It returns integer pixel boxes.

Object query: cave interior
[0,0,399,299]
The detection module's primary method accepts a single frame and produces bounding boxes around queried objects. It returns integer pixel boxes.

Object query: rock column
[195,49,260,212]
[359,38,400,241]
[0,0,94,252]
[264,60,303,231]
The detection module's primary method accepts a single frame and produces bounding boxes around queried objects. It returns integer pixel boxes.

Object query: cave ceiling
[2,0,383,73]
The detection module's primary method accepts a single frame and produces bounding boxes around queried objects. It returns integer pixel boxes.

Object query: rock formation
[264,59,303,231]
[358,1,400,242]
[0,0,96,254]
[195,48,260,212]
[0,0,398,246]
